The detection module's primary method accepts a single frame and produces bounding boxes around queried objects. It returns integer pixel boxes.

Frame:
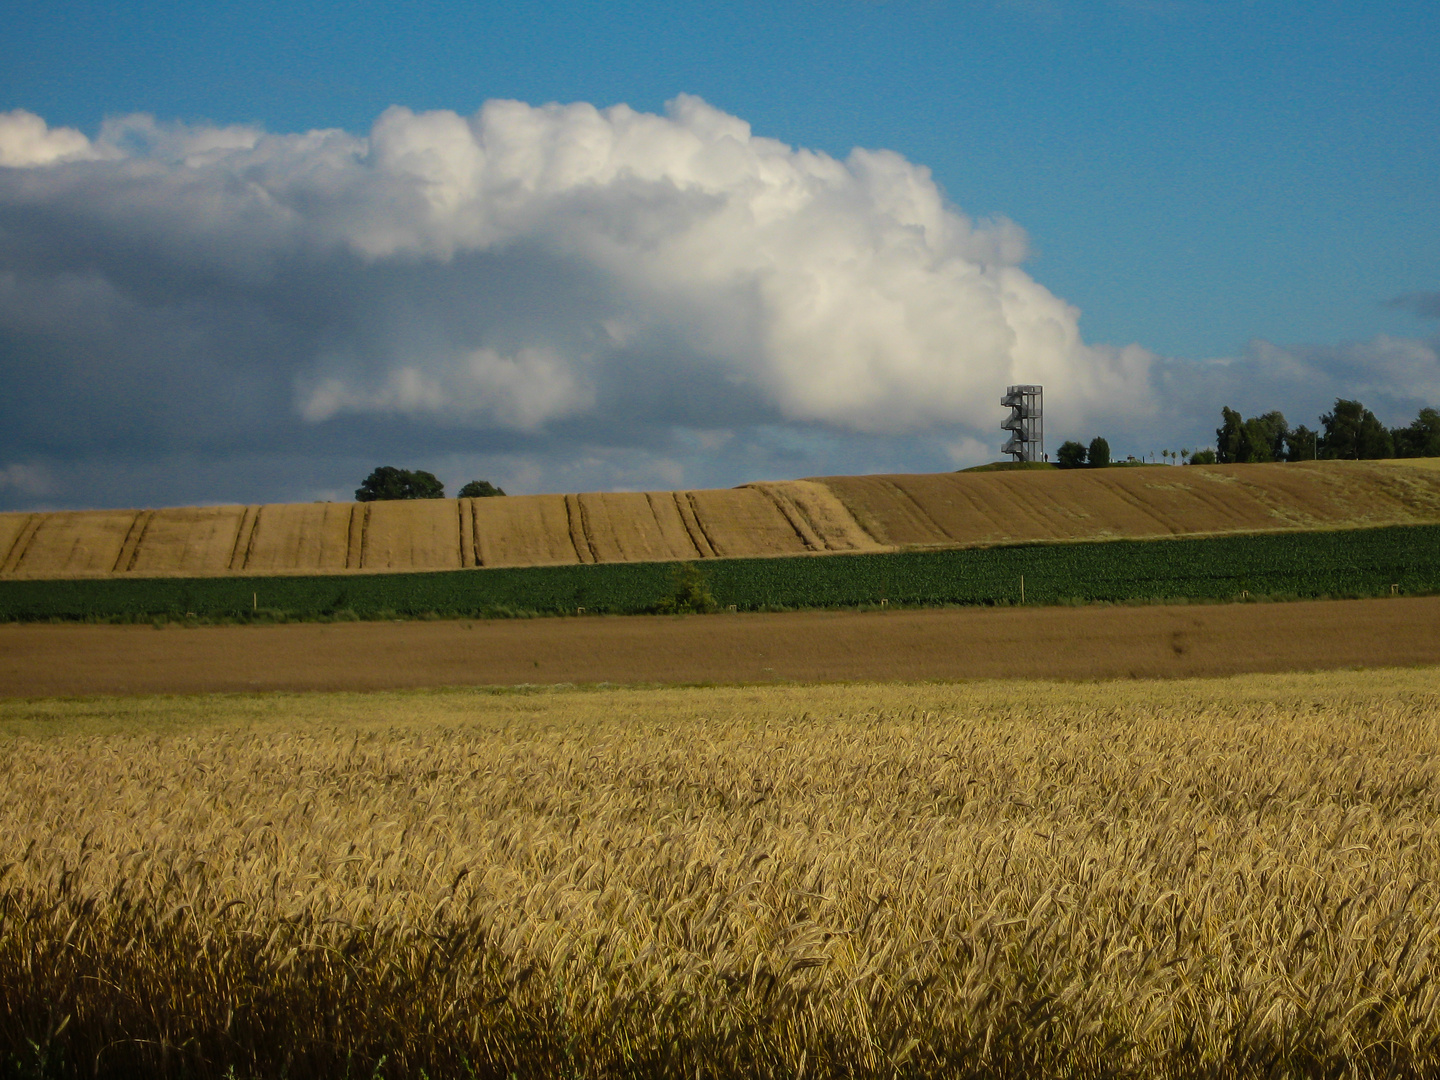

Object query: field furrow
[0,513,37,572]
[576,492,688,563]
[688,487,814,558]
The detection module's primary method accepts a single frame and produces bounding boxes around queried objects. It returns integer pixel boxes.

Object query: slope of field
[4,461,1440,580]
[4,671,1439,1079]
[0,479,874,578]
[817,459,1440,548]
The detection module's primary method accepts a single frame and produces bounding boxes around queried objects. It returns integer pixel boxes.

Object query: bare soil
[3,596,1438,696]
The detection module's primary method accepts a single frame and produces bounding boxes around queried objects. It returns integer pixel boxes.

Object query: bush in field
[457,480,506,498]
[355,467,445,502]
[653,562,718,614]
[1087,436,1111,468]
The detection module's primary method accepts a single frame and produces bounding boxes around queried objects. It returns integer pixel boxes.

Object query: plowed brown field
[2,596,1437,696]
[4,460,1440,580]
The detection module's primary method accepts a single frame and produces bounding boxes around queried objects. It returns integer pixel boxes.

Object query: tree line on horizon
[1211,398,1440,464]
[355,466,505,502]
[1055,398,1440,469]
[359,398,1440,498]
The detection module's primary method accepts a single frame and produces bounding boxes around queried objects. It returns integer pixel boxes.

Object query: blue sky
[2,0,1438,508]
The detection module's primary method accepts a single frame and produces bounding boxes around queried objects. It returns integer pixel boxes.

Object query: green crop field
[0,524,1434,622]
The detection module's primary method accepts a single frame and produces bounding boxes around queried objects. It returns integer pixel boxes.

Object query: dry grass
[3,672,1440,1078]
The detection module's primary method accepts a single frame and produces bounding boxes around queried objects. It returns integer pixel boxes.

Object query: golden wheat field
[4,672,1440,1078]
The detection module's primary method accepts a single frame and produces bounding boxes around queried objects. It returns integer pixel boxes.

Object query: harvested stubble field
[0,480,880,580]
[4,671,1440,1078]
[5,461,1440,581]
[818,459,1440,550]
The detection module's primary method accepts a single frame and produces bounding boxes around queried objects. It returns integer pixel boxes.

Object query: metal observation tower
[1000,384,1044,463]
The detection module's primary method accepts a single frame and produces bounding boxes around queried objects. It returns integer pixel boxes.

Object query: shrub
[653,562,718,614]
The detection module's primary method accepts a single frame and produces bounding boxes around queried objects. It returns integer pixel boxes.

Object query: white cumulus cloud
[0,96,1433,508]
[0,110,106,167]
[0,96,1156,438]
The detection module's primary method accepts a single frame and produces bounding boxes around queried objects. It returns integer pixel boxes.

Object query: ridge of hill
[2,461,1439,581]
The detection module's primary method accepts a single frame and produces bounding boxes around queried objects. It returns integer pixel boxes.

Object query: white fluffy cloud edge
[0,99,1435,508]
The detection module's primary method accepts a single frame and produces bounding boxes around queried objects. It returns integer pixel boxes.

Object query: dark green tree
[1189,449,1218,465]
[1319,399,1393,460]
[457,480,506,498]
[355,466,446,502]
[1055,440,1088,469]
[1248,411,1288,462]
[1216,407,1245,464]
[1217,407,1288,463]
[1284,425,1318,461]
[1392,407,1440,458]
[1087,437,1111,468]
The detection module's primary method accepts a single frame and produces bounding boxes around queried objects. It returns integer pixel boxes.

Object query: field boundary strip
[0,522,1436,621]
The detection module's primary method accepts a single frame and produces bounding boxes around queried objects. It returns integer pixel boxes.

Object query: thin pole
[1020,574,1025,605]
